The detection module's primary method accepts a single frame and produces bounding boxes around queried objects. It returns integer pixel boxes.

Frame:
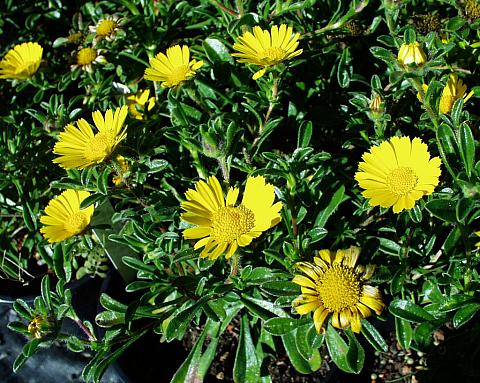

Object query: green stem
[459,224,472,291]
[191,149,208,179]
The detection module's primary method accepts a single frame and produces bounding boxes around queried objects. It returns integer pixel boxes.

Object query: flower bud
[398,42,427,66]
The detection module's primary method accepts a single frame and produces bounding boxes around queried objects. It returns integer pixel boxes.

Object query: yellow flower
[181,175,282,260]
[397,42,427,66]
[53,106,128,170]
[292,246,385,334]
[0,42,43,80]
[232,24,303,80]
[475,231,480,247]
[144,45,203,88]
[71,47,106,73]
[112,155,129,186]
[416,83,429,103]
[355,136,441,213]
[40,189,94,243]
[439,74,474,114]
[126,89,155,120]
[89,16,122,41]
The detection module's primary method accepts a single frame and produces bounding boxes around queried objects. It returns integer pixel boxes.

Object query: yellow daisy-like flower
[71,47,106,73]
[292,246,385,334]
[40,189,94,243]
[439,74,474,114]
[144,45,203,88]
[397,42,427,66]
[89,16,122,41]
[53,106,128,170]
[0,42,43,80]
[181,175,282,260]
[232,24,303,80]
[112,155,129,186]
[355,136,441,213]
[126,89,155,120]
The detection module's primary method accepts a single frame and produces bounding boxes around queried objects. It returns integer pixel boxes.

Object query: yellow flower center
[63,212,89,235]
[317,265,361,312]
[386,166,418,196]
[168,65,190,86]
[84,131,114,162]
[259,47,286,65]
[77,48,97,66]
[96,19,116,37]
[211,205,255,243]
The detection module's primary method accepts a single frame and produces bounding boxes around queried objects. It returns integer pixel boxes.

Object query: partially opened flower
[355,136,441,213]
[293,246,384,333]
[126,89,155,120]
[89,16,122,42]
[112,155,129,186]
[181,175,282,260]
[144,45,203,88]
[71,47,106,72]
[53,105,128,170]
[397,42,427,66]
[40,189,94,243]
[439,74,474,114]
[0,42,43,80]
[232,24,303,80]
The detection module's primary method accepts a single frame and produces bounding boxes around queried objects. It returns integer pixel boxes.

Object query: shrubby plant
[2,0,480,382]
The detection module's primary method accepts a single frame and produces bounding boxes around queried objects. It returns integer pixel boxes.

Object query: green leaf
[260,281,300,297]
[240,295,286,320]
[456,198,474,223]
[395,317,413,349]
[203,37,233,63]
[41,275,52,312]
[166,298,209,341]
[13,352,29,373]
[282,330,317,374]
[360,319,388,352]
[67,336,86,353]
[295,323,323,364]
[337,47,351,88]
[404,27,416,44]
[22,201,36,231]
[446,16,466,32]
[425,199,457,223]
[297,121,312,148]
[370,46,393,64]
[390,299,435,322]
[345,330,365,374]
[233,315,260,383]
[459,123,475,177]
[453,303,480,328]
[314,185,346,228]
[97,168,111,195]
[263,317,309,336]
[80,193,105,209]
[325,323,353,373]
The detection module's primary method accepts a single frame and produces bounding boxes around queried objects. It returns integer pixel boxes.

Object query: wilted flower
[293,246,385,333]
[181,176,282,260]
[144,45,203,88]
[398,42,427,66]
[40,189,94,243]
[232,24,303,80]
[0,42,43,80]
[71,47,106,73]
[355,136,441,213]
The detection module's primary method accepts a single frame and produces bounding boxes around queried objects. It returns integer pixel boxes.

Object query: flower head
[71,47,106,73]
[53,106,128,170]
[355,136,441,213]
[144,45,203,88]
[292,246,385,333]
[439,74,474,114]
[181,176,282,260]
[67,32,85,45]
[0,42,43,80]
[398,42,427,66]
[89,16,122,41]
[40,189,94,243]
[232,24,303,80]
[126,89,155,120]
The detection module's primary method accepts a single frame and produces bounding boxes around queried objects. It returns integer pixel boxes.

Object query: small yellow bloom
[126,89,155,120]
[144,45,203,88]
[0,42,43,80]
[232,24,303,80]
[71,47,106,73]
[89,16,122,41]
[439,74,474,114]
[181,175,282,260]
[398,42,427,66]
[112,155,129,186]
[355,136,441,213]
[369,94,383,114]
[475,231,480,247]
[53,106,128,170]
[292,246,385,334]
[416,83,429,103]
[40,189,94,243]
